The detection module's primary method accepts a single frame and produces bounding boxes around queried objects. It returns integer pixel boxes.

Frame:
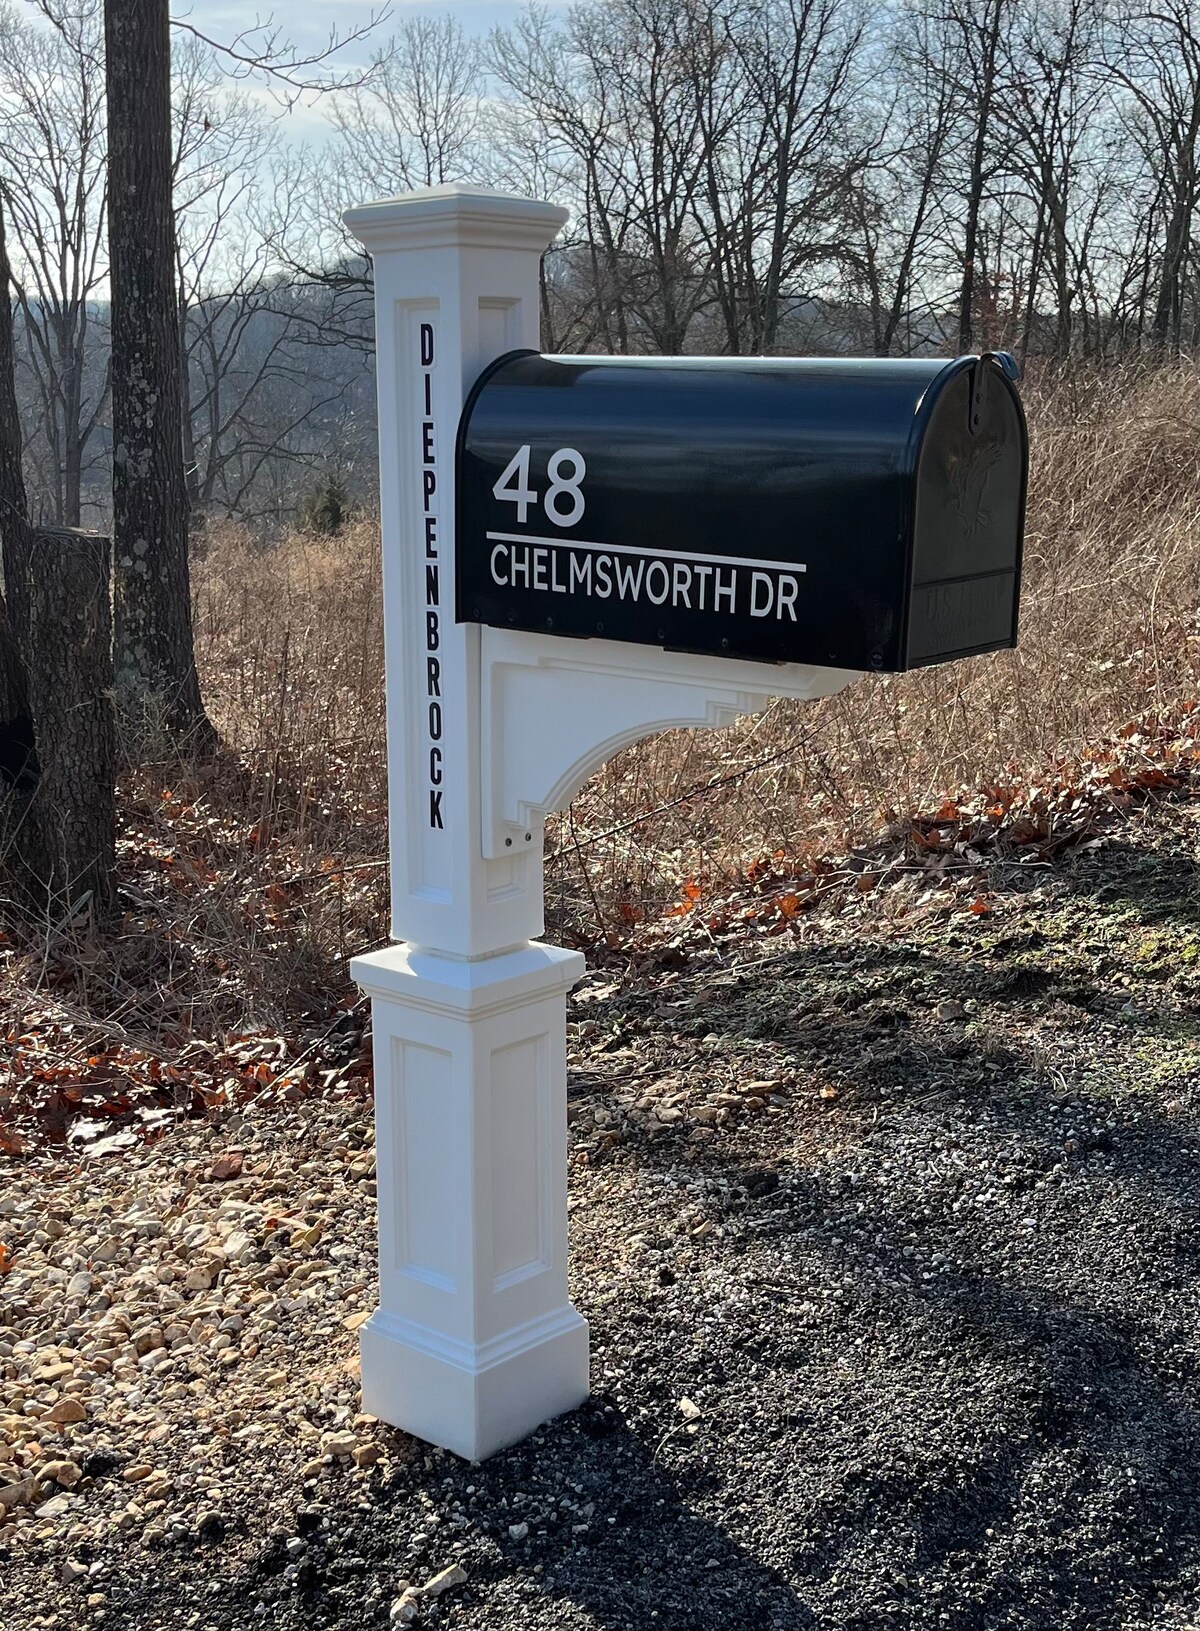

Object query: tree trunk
[0,200,35,786]
[3,208,113,911]
[179,293,199,513]
[18,527,115,914]
[104,0,212,750]
[0,589,34,788]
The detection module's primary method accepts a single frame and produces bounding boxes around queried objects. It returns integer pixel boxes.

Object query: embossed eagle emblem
[944,438,1005,539]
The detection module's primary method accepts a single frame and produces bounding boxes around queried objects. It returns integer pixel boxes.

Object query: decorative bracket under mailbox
[479,625,860,859]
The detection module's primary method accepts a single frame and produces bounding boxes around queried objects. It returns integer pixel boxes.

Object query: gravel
[2,794,1200,1630]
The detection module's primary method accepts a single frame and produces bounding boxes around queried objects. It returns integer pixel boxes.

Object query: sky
[174,0,546,144]
[177,0,537,69]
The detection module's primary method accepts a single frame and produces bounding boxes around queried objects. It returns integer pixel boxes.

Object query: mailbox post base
[350,940,589,1461]
[359,1306,589,1462]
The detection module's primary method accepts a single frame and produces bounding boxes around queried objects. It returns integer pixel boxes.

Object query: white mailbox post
[344,185,859,1461]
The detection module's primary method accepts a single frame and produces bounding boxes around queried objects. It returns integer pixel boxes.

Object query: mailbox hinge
[968,360,985,436]
[970,351,1020,436]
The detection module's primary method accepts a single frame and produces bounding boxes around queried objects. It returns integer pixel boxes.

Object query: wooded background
[0,0,1196,534]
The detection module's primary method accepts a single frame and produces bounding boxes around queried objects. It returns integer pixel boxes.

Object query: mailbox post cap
[343,184,568,255]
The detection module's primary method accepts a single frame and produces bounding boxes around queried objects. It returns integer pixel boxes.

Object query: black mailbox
[455,351,1027,672]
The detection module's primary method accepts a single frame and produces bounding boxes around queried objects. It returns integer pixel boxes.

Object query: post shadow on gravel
[473,1401,815,1630]
[483,1175,1200,1630]
[655,936,1200,1244]
[709,1174,1200,1626]
[642,926,1191,1080]
[667,936,1200,1194]
[302,1400,815,1631]
[481,1083,1200,1629]
[561,942,1200,1622]
[1058,838,1200,932]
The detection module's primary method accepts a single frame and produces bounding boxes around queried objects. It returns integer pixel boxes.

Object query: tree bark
[0,200,35,784]
[104,0,212,749]
[0,588,34,787]
[18,527,115,914]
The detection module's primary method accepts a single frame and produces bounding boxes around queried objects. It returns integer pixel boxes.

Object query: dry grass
[2,360,1195,1055]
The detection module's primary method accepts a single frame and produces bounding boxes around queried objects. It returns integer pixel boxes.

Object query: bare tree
[489,0,866,356]
[0,200,33,770]
[693,0,867,353]
[939,0,1012,354]
[1104,0,1200,349]
[490,0,715,354]
[171,8,388,112]
[105,0,210,742]
[991,0,1114,359]
[261,17,487,362]
[330,17,485,194]
[174,32,271,510]
[1,196,114,913]
[0,0,108,526]
[170,36,347,519]
[843,7,959,354]
[489,7,636,351]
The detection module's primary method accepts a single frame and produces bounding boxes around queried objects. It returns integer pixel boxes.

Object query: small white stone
[423,1563,468,1598]
[35,1492,74,1519]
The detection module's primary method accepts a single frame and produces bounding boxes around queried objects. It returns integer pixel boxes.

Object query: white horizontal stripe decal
[484,531,806,576]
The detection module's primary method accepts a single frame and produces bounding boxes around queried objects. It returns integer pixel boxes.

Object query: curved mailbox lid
[907,352,1027,666]
[455,351,1027,673]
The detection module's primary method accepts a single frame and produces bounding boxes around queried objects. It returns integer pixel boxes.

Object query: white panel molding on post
[350,938,586,1461]
[345,184,861,1462]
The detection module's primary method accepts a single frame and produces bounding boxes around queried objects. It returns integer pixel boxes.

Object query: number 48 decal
[492,445,586,528]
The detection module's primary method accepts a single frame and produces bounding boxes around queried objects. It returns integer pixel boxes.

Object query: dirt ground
[4,786,1200,1631]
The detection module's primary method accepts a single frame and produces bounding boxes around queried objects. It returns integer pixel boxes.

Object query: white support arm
[480,627,859,857]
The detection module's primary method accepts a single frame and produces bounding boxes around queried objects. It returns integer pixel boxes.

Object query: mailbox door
[904,355,1027,667]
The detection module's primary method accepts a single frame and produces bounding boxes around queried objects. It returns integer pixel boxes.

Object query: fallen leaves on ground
[627,702,1199,952]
